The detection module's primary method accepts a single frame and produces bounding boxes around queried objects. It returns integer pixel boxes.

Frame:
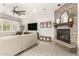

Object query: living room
[0,3,78,56]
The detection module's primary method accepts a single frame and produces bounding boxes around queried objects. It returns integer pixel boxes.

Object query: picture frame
[40,21,52,28]
[47,21,52,28]
[40,22,44,28]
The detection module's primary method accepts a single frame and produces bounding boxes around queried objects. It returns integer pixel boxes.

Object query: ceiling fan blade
[17,12,25,16]
[19,11,25,12]
[15,11,25,13]
[16,13,21,16]
[19,12,26,15]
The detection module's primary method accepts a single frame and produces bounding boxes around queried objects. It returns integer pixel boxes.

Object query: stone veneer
[54,3,77,52]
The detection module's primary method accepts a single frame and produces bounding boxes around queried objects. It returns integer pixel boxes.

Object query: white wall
[21,17,38,33]
[22,9,55,40]
[37,12,54,40]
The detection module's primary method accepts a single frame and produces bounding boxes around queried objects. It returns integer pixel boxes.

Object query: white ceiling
[0,3,64,18]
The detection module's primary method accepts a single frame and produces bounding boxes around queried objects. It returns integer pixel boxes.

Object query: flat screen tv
[28,23,37,30]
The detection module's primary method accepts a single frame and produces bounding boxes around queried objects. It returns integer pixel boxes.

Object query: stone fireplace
[57,29,70,44]
[54,3,77,52]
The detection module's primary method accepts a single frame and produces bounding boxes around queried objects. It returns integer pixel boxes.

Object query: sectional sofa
[0,33,37,56]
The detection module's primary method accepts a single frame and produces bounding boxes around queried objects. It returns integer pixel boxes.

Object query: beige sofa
[0,33,37,56]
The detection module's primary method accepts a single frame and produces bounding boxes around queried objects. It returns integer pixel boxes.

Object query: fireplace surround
[57,29,70,44]
[54,3,77,52]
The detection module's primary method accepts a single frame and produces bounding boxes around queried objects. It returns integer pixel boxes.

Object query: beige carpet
[18,40,77,56]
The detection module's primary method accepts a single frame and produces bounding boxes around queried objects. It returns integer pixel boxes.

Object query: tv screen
[28,23,37,30]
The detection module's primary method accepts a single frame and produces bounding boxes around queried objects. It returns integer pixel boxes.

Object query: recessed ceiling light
[33,9,37,13]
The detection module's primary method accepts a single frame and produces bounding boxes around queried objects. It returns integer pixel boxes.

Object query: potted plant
[53,22,58,28]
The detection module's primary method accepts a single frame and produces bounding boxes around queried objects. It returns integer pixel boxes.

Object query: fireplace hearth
[57,29,70,44]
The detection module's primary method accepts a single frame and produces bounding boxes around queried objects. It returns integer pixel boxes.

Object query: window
[0,18,20,32]
[0,21,3,31]
[60,11,69,23]
[3,21,11,31]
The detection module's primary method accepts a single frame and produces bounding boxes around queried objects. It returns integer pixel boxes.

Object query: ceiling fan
[13,6,26,16]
